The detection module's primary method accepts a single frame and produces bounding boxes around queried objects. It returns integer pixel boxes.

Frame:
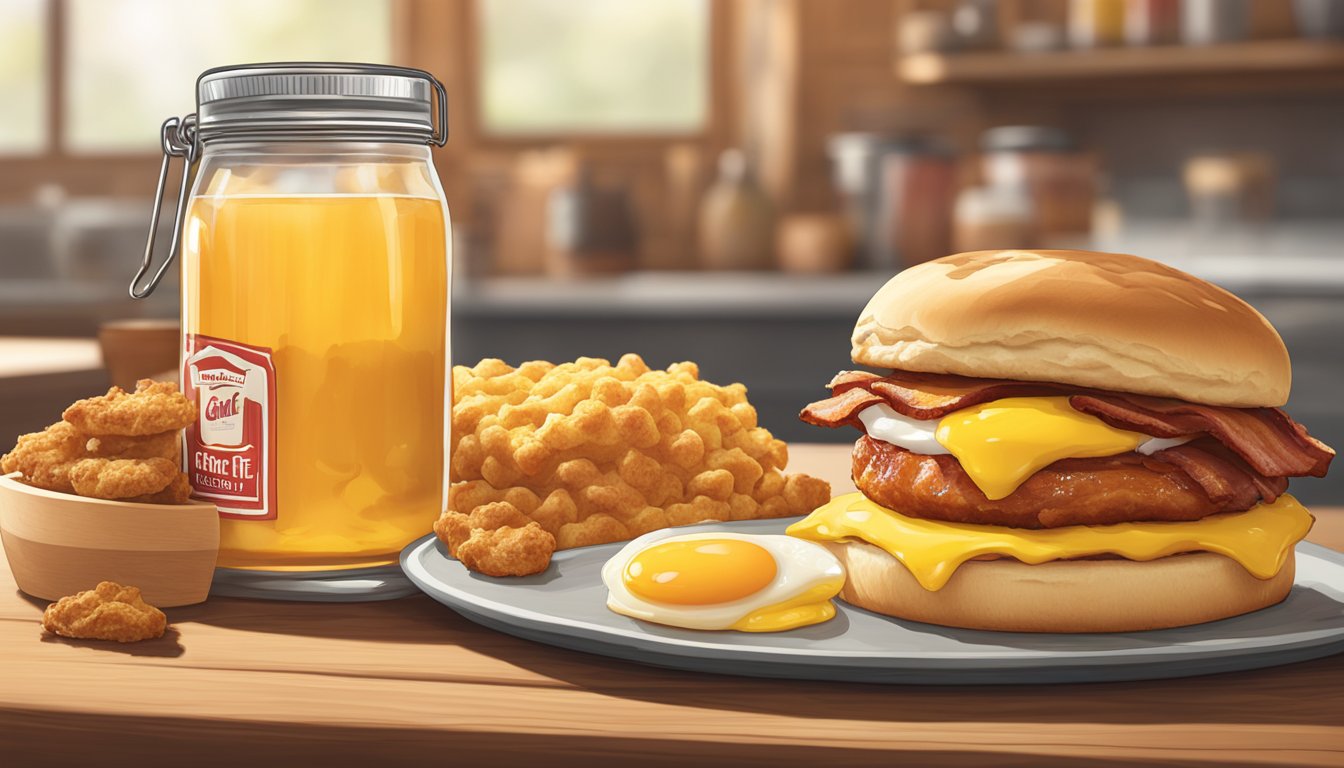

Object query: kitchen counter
[454,248,1344,318]
[0,336,101,378]
[2,445,1342,767]
[0,336,107,447]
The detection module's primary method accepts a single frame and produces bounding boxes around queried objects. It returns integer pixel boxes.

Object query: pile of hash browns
[437,354,831,576]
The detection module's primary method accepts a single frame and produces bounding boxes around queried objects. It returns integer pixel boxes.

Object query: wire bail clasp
[131,114,198,299]
[428,73,448,146]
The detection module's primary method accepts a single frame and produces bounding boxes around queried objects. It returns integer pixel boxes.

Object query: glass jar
[981,126,1095,247]
[133,63,450,601]
[1068,0,1126,48]
[953,184,1037,253]
[827,133,954,270]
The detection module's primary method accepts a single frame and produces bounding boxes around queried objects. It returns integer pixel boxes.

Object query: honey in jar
[134,64,450,600]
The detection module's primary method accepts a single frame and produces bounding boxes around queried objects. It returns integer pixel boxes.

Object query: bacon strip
[799,386,883,429]
[836,370,1067,420]
[800,370,1334,480]
[1071,394,1333,479]
[1155,440,1289,505]
[802,370,1067,426]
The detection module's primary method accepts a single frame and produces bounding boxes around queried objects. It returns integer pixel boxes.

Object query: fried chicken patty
[68,457,178,500]
[63,379,195,437]
[852,436,1265,529]
[42,581,167,643]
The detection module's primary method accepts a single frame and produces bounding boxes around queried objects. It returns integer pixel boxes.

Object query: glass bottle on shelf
[698,149,775,271]
[1069,0,1126,48]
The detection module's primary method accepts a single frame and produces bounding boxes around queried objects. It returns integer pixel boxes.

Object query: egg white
[602,529,845,631]
[857,402,1193,456]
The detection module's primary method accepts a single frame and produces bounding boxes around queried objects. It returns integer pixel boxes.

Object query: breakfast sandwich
[788,249,1334,633]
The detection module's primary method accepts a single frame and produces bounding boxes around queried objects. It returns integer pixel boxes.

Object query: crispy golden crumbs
[63,379,196,437]
[4,380,194,506]
[42,581,167,643]
[437,354,832,576]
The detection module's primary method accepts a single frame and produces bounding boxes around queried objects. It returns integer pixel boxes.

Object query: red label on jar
[183,334,277,520]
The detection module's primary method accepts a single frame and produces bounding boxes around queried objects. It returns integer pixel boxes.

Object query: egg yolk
[624,539,778,605]
[729,583,841,632]
[935,396,1149,500]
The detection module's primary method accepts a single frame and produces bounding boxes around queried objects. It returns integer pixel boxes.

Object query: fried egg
[859,399,1195,500]
[601,530,845,632]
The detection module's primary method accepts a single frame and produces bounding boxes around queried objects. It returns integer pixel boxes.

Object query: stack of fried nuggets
[436,354,832,576]
[1,379,195,504]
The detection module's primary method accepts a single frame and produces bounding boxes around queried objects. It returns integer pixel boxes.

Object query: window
[0,0,392,156]
[479,0,709,135]
[0,0,46,155]
[65,0,393,152]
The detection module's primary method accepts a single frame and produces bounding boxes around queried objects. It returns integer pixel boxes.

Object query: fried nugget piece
[434,511,474,552]
[68,457,177,500]
[451,521,556,577]
[126,471,193,505]
[435,502,535,550]
[1,421,84,492]
[42,581,167,643]
[85,430,181,462]
[63,379,195,437]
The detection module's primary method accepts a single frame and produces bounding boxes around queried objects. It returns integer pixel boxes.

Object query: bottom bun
[822,540,1295,633]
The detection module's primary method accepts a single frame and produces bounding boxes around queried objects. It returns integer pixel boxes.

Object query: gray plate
[400,518,1344,684]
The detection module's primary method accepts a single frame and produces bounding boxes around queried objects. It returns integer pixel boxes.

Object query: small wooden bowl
[0,473,219,607]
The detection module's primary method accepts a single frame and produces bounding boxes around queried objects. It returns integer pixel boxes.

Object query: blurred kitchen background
[1,0,1342,502]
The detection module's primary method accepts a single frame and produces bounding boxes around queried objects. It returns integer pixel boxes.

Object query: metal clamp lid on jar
[131,62,449,299]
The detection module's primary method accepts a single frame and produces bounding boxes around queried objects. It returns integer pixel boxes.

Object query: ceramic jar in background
[97,318,180,389]
[828,133,954,270]
[1069,0,1126,48]
[1181,152,1274,256]
[699,149,774,271]
[777,214,851,273]
[953,186,1037,253]
[897,11,955,56]
[1295,0,1344,38]
[1183,152,1275,226]
[1125,0,1180,45]
[981,126,1095,247]
[951,0,998,50]
[1183,0,1248,45]
[547,167,639,276]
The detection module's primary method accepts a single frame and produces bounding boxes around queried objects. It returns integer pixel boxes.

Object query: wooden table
[2,445,1342,767]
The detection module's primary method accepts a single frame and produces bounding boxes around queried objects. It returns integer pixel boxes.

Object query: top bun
[851,250,1290,407]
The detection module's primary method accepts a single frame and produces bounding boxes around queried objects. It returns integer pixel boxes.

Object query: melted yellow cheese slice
[935,396,1151,500]
[787,492,1314,592]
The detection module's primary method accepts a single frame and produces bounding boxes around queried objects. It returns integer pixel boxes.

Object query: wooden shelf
[898,40,1344,85]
